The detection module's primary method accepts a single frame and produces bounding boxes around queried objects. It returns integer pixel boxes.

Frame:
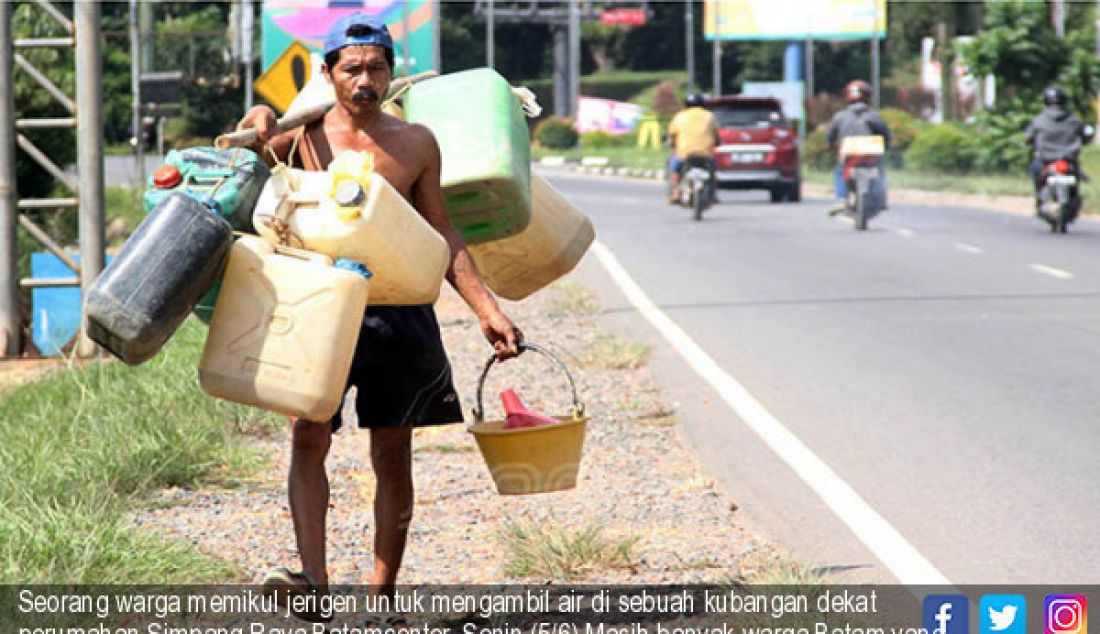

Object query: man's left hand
[481,311,523,360]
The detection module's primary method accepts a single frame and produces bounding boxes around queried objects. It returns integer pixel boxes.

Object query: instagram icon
[1046,595,1088,634]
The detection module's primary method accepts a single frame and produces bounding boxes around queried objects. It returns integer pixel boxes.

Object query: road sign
[253,40,311,114]
[140,70,184,104]
[600,8,647,26]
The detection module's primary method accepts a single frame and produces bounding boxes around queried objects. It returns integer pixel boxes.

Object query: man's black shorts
[329,304,463,430]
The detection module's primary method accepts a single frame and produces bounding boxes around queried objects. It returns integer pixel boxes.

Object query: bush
[534,116,579,149]
[879,108,922,168]
[652,80,682,117]
[580,130,635,148]
[971,99,1034,173]
[805,92,846,130]
[803,126,833,171]
[904,123,979,173]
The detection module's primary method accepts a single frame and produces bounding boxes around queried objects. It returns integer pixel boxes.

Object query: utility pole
[1054,0,1065,39]
[130,0,144,186]
[75,0,105,357]
[938,21,956,122]
[486,0,494,68]
[0,2,19,356]
[804,36,814,101]
[685,0,695,91]
[243,0,254,110]
[712,39,721,95]
[871,8,880,108]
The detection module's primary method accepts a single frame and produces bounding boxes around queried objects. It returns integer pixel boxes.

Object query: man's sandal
[261,567,333,623]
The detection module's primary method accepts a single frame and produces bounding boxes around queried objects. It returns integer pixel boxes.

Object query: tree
[581,22,628,73]
[961,0,1065,103]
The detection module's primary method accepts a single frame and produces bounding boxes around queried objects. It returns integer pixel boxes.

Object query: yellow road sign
[253,41,311,114]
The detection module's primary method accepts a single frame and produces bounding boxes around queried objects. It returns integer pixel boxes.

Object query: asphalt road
[544,169,1100,585]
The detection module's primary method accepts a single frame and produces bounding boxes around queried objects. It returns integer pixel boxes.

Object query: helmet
[845,80,871,104]
[1043,86,1068,107]
[684,92,705,108]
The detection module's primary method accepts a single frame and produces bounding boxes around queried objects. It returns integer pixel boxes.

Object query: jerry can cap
[333,179,365,207]
[153,165,182,189]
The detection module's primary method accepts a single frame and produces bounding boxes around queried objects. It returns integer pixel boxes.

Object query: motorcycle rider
[667,92,720,204]
[826,79,891,216]
[1025,86,1087,222]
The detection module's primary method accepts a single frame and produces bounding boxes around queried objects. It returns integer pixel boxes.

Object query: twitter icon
[981,595,1026,634]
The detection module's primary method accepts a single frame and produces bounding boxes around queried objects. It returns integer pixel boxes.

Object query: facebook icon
[924,595,970,634]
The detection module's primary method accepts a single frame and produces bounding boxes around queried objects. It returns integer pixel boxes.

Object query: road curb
[539,156,665,181]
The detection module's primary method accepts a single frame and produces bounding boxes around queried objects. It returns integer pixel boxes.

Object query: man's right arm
[236,105,295,166]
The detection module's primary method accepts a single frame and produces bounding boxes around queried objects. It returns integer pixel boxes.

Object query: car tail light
[1052,159,1071,174]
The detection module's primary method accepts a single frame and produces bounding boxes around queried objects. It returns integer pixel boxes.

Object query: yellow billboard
[704,0,886,41]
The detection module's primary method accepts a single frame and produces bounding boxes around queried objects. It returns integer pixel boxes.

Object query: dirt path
[129,281,787,585]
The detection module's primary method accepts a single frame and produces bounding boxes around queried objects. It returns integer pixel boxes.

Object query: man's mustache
[352,88,380,102]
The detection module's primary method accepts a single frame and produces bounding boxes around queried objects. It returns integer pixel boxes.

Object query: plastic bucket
[468,342,588,495]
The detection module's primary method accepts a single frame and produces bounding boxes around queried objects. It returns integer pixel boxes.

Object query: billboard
[703,0,886,41]
[262,0,437,76]
[575,97,644,135]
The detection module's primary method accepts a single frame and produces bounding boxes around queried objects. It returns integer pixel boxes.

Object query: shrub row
[804,107,993,173]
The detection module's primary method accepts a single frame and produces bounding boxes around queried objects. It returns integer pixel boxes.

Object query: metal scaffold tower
[0,0,104,358]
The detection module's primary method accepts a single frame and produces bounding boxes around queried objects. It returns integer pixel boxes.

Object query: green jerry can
[143,147,269,232]
[404,68,532,245]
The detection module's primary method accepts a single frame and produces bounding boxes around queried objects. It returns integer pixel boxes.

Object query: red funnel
[501,388,558,429]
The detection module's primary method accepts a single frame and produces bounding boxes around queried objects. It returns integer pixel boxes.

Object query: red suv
[705,96,801,202]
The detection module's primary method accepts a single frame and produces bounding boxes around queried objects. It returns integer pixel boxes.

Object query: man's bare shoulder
[382,117,436,142]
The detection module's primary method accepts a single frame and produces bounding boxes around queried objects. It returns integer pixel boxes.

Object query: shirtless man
[235,13,522,613]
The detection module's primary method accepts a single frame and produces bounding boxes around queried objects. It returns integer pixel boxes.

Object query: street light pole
[685,0,695,92]
[486,0,494,68]
[569,0,580,117]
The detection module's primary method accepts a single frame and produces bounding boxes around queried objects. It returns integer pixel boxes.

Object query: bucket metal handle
[472,342,584,423]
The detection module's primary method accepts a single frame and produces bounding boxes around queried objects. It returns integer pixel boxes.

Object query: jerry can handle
[271,243,333,266]
[471,342,583,423]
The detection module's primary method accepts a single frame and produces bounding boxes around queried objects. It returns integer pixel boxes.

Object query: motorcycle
[677,155,716,221]
[839,135,887,231]
[1036,159,1080,234]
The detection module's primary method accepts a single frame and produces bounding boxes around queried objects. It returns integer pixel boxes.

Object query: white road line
[892,227,915,237]
[1030,263,1074,280]
[591,239,952,586]
[954,242,984,254]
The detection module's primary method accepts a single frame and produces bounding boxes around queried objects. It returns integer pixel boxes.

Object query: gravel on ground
[112,279,784,585]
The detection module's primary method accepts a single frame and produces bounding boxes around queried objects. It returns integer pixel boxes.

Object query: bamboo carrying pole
[214,70,439,150]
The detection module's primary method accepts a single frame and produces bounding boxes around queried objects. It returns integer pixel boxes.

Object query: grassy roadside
[802,166,1034,197]
[533,145,1100,215]
[0,320,282,583]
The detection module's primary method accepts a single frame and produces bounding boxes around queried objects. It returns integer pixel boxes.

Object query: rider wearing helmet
[826,80,891,215]
[1026,86,1087,211]
[667,92,720,204]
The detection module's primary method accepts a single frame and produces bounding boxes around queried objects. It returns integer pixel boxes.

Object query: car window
[710,105,785,129]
